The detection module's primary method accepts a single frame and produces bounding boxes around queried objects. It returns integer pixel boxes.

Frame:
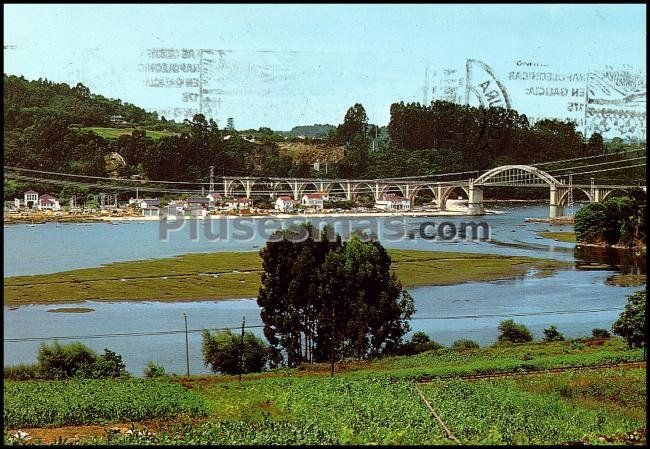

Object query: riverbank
[3,249,568,306]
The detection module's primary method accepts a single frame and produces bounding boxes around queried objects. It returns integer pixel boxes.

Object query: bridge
[222,165,644,218]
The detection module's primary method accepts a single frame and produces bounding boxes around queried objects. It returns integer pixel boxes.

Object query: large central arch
[474,165,560,186]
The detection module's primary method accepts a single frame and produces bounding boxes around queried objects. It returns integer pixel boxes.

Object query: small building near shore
[37,194,61,211]
[301,192,328,210]
[275,195,296,213]
[375,194,411,211]
[142,206,160,217]
[138,198,160,209]
[226,197,253,211]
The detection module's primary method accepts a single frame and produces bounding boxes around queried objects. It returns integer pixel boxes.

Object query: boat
[26,220,36,227]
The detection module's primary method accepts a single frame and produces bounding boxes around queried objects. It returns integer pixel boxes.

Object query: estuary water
[3,204,645,375]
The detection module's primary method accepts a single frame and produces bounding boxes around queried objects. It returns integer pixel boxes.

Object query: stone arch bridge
[223,165,643,218]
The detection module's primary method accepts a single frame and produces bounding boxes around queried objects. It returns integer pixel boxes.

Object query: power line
[546,156,646,174]
[5,306,624,343]
[562,163,646,178]
[532,148,646,167]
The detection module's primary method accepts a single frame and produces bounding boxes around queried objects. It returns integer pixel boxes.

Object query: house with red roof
[301,192,329,210]
[275,195,296,213]
[375,193,410,211]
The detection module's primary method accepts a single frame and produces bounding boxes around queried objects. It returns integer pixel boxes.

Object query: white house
[275,195,296,213]
[375,194,411,211]
[138,198,160,209]
[37,194,61,211]
[301,192,328,210]
[142,206,160,217]
[24,190,39,209]
[226,197,253,211]
[207,192,223,207]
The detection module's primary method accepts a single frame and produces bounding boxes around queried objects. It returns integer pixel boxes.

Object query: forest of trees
[4,74,645,202]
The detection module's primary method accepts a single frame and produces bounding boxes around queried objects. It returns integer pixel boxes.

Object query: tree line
[4,74,645,202]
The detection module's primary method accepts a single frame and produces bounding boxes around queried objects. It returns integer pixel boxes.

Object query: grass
[606,273,647,287]
[3,339,644,445]
[82,127,179,140]
[3,378,207,428]
[46,307,94,313]
[3,250,568,305]
[537,231,577,243]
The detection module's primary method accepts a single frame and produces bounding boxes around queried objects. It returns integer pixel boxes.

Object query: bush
[591,328,611,339]
[542,326,565,342]
[144,361,167,378]
[201,329,270,375]
[37,341,98,379]
[612,290,646,349]
[451,339,480,350]
[35,342,128,380]
[4,363,40,380]
[391,332,444,356]
[83,349,127,378]
[497,320,533,344]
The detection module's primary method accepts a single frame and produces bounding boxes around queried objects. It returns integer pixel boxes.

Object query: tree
[587,132,604,155]
[334,103,370,178]
[201,329,270,375]
[36,341,97,379]
[257,225,414,367]
[542,325,565,342]
[497,319,533,343]
[612,290,646,352]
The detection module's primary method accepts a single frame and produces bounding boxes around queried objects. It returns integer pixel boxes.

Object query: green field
[82,127,179,140]
[3,378,207,428]
[4,339,644,445]
[3,250,568,305]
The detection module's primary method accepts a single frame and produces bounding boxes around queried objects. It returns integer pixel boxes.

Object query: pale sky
[4,4,647,130]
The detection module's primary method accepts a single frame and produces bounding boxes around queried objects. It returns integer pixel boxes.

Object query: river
[3,204,645,375]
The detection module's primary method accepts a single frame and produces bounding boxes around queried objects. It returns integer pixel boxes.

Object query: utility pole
[209,166,215,194]
[136,187,139,201]
[239,316,245,382]
[183,313,190,377]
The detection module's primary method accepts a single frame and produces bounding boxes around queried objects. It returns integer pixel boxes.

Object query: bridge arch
[474,165,560,186]
[409,184,439,204]
[378,184,405,198]
[298,181,320,197]
[225,179,247,197]
[351,182,376,201]
[601,188,633,202]
[323,181,349,200]
[439,186,470,210]
[272,180,297,198]
[558,188,593,207]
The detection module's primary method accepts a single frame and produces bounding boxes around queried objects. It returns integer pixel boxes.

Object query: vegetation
[419,377,643,444]
[3,338,644,444]
[258,225,414,366]
[612,290,646,350]
[390,332,444,356]
[451,339,480,350]
[143,361,167,379]
[497,319,533,344]
[201,329,271,375]
[537,231,576,243]
[575,193,646,247]
[592,328,611,339]
[3,378,207,428]
[3,249,568,305]
[7,75,643,203]
[543,325,565,342]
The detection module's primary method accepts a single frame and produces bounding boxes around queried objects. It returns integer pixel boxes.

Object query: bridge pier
[467,182,484,215]
[549,185,564,218]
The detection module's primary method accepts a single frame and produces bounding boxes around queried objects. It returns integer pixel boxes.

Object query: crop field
[3,378,207,428]
[419,372,645,444]
[3,340,645,445]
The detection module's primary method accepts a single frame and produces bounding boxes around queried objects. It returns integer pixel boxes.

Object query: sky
[4,4,647,131]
